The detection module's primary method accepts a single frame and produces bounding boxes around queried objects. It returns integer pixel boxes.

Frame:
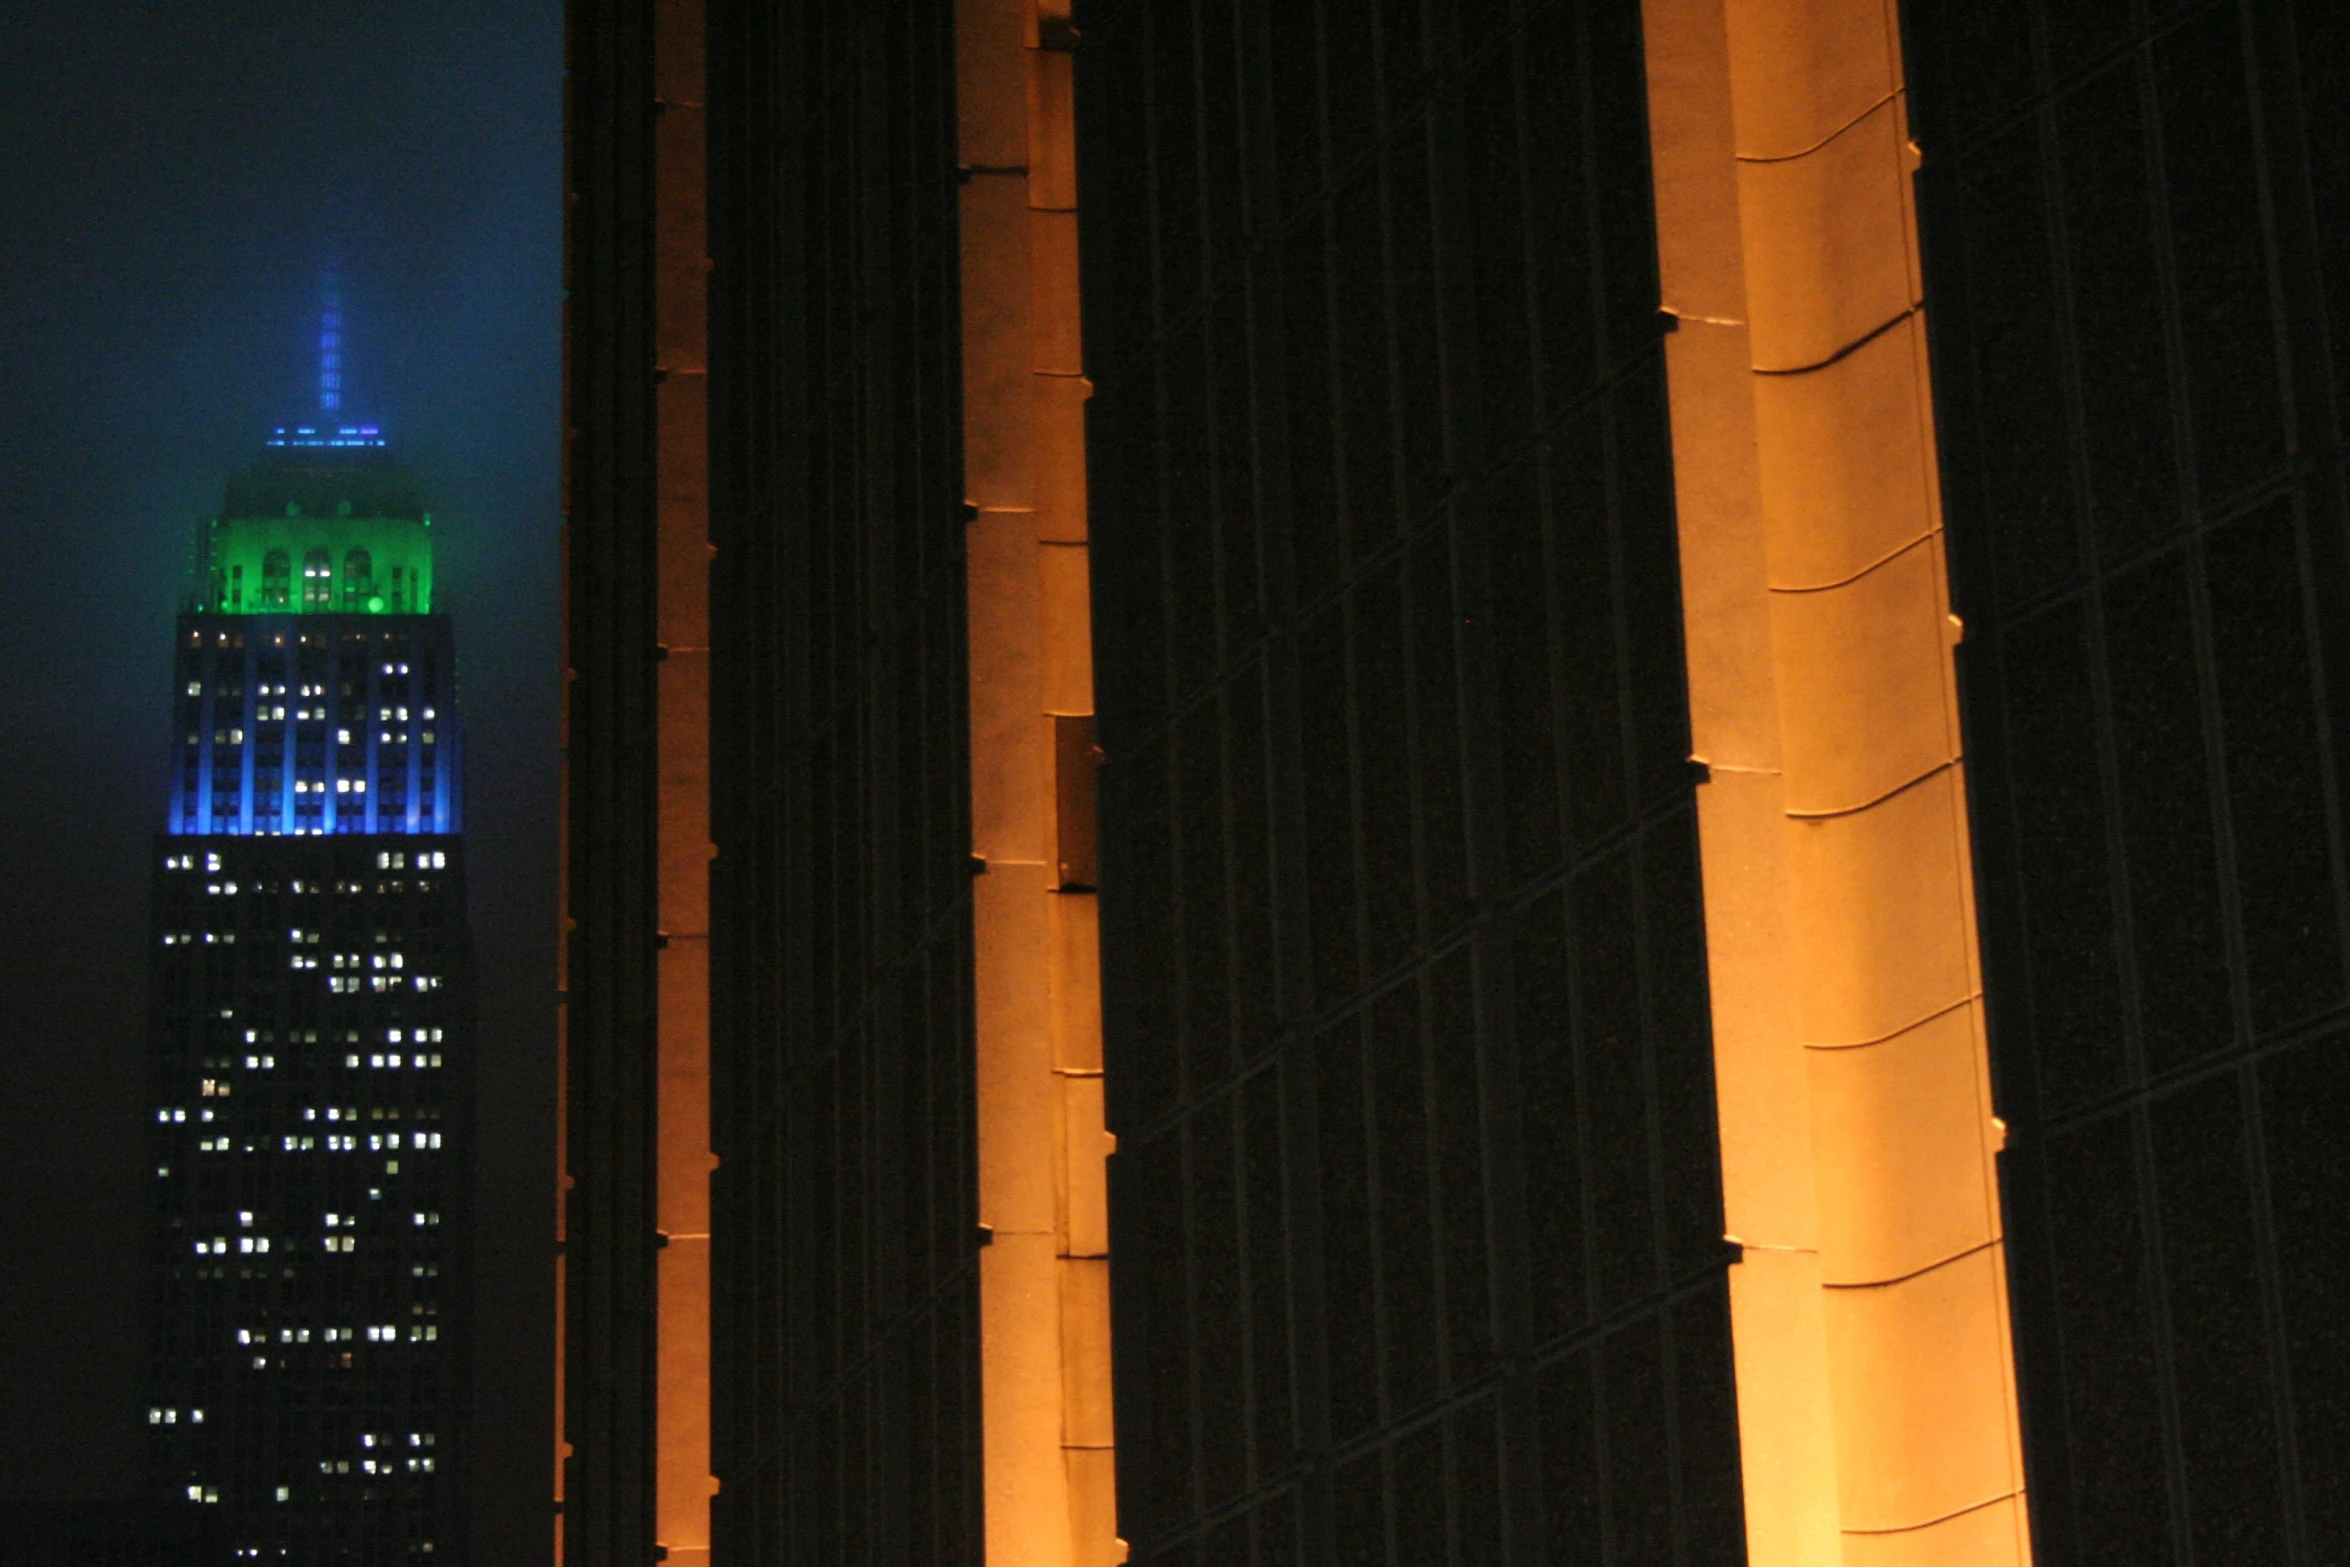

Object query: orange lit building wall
[1640,2,2031,1562]
[652,0,714,1562]
[957,2,1119,1564]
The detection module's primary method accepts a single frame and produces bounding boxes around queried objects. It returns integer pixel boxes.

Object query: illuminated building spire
[318,271,343,414]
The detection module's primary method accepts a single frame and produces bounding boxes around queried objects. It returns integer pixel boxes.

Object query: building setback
[145,418,476,1564]
[560,0,2350,1564]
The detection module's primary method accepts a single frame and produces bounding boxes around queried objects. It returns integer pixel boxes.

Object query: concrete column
[958,1,1119,1562]
[1640,2,2031,1562]
[653,0,714,1560]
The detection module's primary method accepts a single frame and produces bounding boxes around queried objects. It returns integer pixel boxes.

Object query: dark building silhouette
[1073,3,1747,1562]
[144,415,476,1564]
[558,0,2350,1564]
[558,4,668,1557]
[559,0,716,1563]
[1908,2,2350,1560]
[0,1500,222,1567]
[703,2,990,1562]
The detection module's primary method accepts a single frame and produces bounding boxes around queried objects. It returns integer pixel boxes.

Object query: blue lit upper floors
[169,613,462,837]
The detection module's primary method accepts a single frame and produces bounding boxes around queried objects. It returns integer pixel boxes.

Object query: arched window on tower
[303,549,333,609]
[344,549,374,610]
[262,550,291,609]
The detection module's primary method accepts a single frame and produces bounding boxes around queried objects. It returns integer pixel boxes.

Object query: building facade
[145,421,476,1564]
[561,0,2350,1564]
[1910,2,2350,1558]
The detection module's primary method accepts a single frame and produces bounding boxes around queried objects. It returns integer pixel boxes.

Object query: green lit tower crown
[168,420,461,836]
[145,281,475,1566]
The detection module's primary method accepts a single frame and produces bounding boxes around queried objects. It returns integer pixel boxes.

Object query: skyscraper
[562,0,2350,1563]
[144,342,476,1564]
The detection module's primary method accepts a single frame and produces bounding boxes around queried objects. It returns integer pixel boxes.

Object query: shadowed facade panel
[1074,2,1744,1561]
[562,0,662,1556]
[706,4,984,1564]
[1906,1,2350,1560]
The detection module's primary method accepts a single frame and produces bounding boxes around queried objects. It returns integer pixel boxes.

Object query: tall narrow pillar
[651,0,713,1560]
[957,2,1118,1563]
[1641,2,2031,1562]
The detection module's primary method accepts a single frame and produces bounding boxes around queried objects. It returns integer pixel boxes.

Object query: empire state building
[144,299,475,1564]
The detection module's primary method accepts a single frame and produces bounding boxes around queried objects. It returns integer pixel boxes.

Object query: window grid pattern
[707,2,984,1564]
[1076,1,1744,1562]
[1906,0,2350,1560]
[169,615,460,838]
[146,835,473,1565]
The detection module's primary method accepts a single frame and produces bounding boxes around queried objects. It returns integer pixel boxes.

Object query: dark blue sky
[0,2,561,1555]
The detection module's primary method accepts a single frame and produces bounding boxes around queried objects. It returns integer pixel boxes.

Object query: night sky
[0,2,561,1558]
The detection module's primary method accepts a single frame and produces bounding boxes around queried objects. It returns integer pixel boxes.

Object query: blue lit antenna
[264,266,383,448]
[318,271,343,414]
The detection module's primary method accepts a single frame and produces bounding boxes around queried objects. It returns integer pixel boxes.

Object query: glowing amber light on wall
[651,0,715,1560]
[959,0,1119,1562]
[1640,1,2032,1562]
